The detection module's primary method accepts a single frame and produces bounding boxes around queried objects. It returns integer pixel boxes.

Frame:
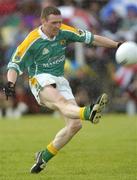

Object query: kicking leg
[39,85,108,122]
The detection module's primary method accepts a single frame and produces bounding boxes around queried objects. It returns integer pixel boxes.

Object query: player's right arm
[3,69,17,100]
[4,40,31,99]
[7,28,40,79]
[7,69,17,84]
[5,28,40,99]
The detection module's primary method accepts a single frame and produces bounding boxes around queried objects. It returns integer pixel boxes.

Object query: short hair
[41,6,61,19]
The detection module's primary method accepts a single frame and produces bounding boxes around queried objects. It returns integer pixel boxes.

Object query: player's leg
[39,85,108,123]
[41,118,82,162]
[30,93,108,173]
[29,74,108,123]
[30,100,82,173]
[42,118,82,156]
[52,100,82,149]
[39,85,81,119]
[30,119,82,174]
[30,80,108,173]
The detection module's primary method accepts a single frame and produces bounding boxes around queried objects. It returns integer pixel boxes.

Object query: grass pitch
[0,114,136,180]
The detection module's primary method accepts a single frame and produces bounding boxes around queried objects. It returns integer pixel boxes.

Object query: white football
[115,41,137,65]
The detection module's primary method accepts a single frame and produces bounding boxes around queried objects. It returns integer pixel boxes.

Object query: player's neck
[41,26,54,39]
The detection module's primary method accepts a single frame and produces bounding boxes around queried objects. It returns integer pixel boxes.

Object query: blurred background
[0,0,137,118]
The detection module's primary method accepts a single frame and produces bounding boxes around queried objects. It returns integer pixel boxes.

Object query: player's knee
[54,96,67,109]
[68,120,82,135]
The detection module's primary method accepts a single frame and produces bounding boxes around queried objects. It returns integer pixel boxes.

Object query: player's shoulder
[25,28,41,42]
[60,23,79,35]
[18,28,41,48]
[17,28,41,52]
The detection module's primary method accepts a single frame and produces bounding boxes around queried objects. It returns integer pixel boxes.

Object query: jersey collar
[38,26,56,41]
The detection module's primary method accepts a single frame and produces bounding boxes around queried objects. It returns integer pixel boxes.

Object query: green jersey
[8,24,94,77]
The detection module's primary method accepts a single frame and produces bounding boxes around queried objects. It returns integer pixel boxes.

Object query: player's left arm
[61,24,122,48]
[92,35,121,48]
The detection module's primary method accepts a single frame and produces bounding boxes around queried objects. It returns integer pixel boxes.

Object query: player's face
[42,14,62,38]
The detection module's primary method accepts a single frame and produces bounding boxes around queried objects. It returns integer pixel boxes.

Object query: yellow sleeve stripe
[12,28,40,62]
[60,23,79,35]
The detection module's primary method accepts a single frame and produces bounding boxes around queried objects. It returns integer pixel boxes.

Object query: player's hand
[117,42,123,49]
[4,82,15,100]
[117,41,127,49]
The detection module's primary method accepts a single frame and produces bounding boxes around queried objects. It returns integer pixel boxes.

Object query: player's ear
[41,18,46,24]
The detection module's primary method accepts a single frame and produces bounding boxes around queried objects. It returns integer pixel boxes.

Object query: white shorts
[29,73,75,105]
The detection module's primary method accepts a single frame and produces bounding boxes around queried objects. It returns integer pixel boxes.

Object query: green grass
[0,114,136,180]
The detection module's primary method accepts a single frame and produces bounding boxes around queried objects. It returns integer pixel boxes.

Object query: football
[115,41,137,65]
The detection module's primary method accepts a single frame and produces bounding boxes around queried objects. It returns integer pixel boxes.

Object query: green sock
[42,142,58,163]
[84,106,91,120]
[80,106,91,120]
[42,149,55,163]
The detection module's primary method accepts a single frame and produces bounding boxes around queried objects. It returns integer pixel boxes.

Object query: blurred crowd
[0,0,137,118]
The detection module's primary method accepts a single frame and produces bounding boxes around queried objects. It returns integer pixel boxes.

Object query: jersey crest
[60,39,66,45]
